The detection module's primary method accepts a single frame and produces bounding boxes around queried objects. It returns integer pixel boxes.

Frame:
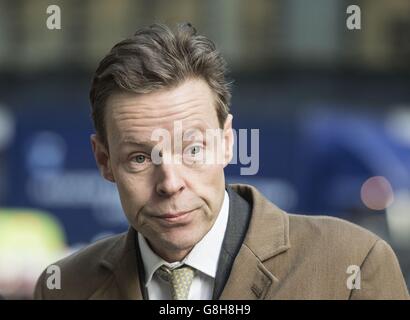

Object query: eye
[190,145,201,155]
[183,144,204,165]
[185,144,203,158]
[131,154,147,164]
[127,153,152,172]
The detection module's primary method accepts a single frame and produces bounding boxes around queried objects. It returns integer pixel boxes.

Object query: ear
[90,134,115,183]
[222,114,234,168]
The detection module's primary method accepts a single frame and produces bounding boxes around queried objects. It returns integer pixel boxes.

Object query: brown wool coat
[34,184,409,299]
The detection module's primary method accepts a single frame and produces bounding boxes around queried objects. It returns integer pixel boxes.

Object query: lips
[161,211,190,219]
[153,208,197,225]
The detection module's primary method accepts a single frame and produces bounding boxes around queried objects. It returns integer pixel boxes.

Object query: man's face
[91,78,233,261]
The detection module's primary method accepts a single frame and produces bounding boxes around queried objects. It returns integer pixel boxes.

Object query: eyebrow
[183,125,209,136]
[119,138,156,148]
[119,125,210,147]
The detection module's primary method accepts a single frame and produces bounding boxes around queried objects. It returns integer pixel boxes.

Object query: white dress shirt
[138,190,230,300]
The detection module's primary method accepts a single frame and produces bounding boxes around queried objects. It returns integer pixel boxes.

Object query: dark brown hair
[89,22,232,147]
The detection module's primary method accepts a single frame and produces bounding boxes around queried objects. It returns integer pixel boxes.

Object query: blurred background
[0,0,409,299]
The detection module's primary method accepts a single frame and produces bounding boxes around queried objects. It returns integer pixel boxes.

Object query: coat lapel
[89,227,143,299]
[219,184,291,299]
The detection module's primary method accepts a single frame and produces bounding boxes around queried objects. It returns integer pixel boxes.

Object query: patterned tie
[155,264,196,300]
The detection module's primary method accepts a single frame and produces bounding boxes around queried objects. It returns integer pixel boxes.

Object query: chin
[162,226,207,251]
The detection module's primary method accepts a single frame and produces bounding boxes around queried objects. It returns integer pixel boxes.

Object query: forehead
[105,78,219,143]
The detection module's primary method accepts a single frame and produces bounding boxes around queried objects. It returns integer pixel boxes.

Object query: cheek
[194,163,224,183]
[114,170,151,217]
[188,164,225,208]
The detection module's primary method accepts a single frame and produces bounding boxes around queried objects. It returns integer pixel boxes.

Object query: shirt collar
[138,190,230,286]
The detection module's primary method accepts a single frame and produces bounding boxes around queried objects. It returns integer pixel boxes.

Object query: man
[34,23,409,300]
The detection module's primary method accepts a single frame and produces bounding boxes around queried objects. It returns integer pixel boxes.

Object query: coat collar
[233,184,291,261]
[92,183,290,299]
[219,184,291,299]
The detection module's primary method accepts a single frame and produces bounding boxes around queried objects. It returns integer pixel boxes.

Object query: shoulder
[288,213,380,242]
[287,213,380,262]
[58,232,126,272]
[33,232,127,299]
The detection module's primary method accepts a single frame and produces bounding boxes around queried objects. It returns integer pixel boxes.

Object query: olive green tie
[156,264,196,300]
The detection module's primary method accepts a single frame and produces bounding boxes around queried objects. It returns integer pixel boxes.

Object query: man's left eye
[189,145,202,155]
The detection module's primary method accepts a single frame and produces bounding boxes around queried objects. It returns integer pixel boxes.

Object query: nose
[155,162,185,197]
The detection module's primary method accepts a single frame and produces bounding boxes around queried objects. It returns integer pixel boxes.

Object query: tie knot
[155,264,196,300]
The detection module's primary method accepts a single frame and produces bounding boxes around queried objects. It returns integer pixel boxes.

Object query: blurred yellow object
[0,208,66,299]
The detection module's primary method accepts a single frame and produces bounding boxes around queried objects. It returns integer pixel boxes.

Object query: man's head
[89,23,234,261]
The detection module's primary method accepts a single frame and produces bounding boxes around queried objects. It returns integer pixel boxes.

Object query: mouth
[153,208,197,225]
